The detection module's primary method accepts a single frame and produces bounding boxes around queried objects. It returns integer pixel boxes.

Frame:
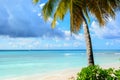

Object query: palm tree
[33,0,120,66]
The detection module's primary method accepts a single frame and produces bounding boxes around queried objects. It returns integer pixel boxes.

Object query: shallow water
[0,50,120,79]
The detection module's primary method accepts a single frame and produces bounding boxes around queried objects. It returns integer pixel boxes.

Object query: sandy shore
[3,63,120,80]
[3,68,80,80]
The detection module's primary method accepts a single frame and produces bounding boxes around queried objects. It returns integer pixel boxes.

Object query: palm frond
[74,0,90,23]
[88,0,105,26]
[97,0,116,22]
[51,0,70,28]
[71,1,85,33]
[70,0,74,33]
[42,0,57,21]
[41,0,120,31]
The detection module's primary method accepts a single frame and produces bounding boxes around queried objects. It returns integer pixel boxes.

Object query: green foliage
[77,65,120,80]
[42,0,57,21]
[41,0,120,33]
[51,0,70,28]
[114,69,120,79]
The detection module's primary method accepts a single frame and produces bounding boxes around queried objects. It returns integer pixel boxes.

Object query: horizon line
[0,49,119,51]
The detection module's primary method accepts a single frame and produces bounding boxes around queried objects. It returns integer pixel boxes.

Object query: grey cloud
[0,0,65,38]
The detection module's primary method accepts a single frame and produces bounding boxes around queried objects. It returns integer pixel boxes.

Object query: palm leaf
[51,0,70,28]
[42,0,57,21]
[41,0,120,30]
[71,1,85,33]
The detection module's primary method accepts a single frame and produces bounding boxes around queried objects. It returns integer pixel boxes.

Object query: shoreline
[3,62,120,80]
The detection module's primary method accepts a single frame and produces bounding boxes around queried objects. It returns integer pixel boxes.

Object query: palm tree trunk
[83,21,94,65]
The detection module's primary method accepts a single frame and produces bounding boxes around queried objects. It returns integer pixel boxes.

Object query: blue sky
[0,0,120,50]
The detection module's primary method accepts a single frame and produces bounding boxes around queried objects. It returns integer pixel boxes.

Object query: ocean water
[0,50,120,79]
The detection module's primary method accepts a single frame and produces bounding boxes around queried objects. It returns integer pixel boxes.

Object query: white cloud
[73,42,82,47]
[105,42,114,46]
[0,35,85,49]
[52,37,60,42]
[32,9,37,12]
[115,40,120,43]
[90,17,120,39]
[37,13,41,17]
[0,37,41,49]
[63,43,70,47]
[33,41,41,46]
[90,21,105,38]
[64,30,84,41]
[39,3,45,9]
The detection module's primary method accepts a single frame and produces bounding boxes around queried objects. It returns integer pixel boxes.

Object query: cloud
[0,0,86,49]
[39,3,45,9]
[0,0,62,38]
[0,36,40,49]
[64,31,84,41]
[105,42,114,46]
[0,35,84,49]
[90,12,120,39]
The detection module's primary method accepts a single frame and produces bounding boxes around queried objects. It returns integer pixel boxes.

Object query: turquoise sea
[0,50,120,79]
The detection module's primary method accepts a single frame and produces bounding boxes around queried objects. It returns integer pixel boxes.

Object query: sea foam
[114,53,120,55]
[64,53,72,56]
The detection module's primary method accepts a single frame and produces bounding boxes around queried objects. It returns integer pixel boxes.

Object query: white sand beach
[3,63,120,80]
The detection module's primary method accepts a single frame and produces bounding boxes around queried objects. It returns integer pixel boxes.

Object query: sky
[0,0,120,50]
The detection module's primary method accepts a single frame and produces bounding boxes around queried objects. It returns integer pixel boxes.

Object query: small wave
[0,63,41,68]
[64,53,73,56]
[114,53,120,55]
[80,53,85,55]
[95,53,105,55]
